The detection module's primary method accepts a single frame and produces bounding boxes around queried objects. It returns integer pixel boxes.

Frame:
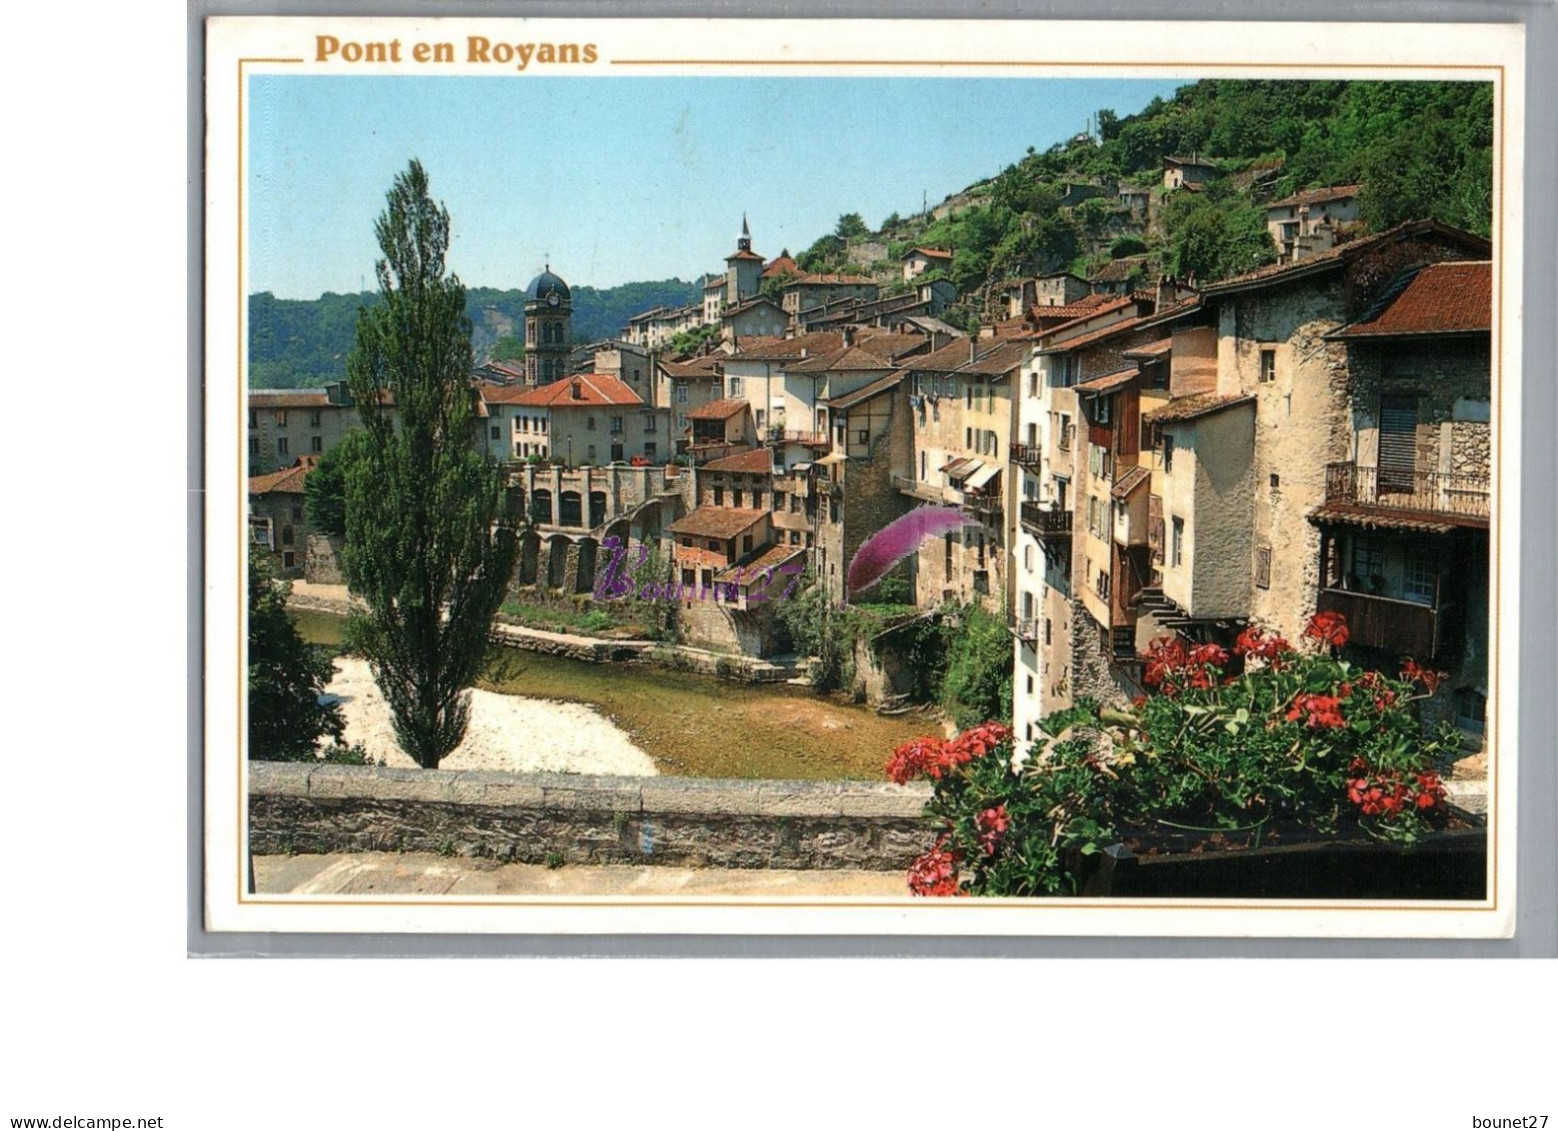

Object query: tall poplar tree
[343,160,518,768]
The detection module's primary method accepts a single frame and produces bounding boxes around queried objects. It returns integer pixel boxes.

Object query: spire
[737,214,752,254]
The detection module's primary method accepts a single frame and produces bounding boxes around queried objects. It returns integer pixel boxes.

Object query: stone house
[247,456,316,578]
[656,353,725,448]
[780,273,880,321]
[1264,184,1362,264]
[685,396,757,464]
[247,387,353,474]
[1088,255,1152,295]
[1034,271,1091,309]
[901,246,953,283]
[719,296,789,344]
[1162,155,1218,191]
[895,337,1028,614]
[666,492,800,655]
[491,373,670,467]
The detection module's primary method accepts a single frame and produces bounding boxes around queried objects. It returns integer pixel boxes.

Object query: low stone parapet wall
[248,763,933,871]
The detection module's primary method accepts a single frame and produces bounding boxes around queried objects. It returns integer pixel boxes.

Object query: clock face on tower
[547,290,560,307]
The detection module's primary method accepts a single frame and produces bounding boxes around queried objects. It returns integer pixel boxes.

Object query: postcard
[203,16,1524,936]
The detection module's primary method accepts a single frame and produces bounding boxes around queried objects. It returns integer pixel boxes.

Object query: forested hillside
[248,278,699,388]
[794,79,1493,306]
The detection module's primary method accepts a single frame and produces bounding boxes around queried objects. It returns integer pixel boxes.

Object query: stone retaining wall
[249,763,934,871]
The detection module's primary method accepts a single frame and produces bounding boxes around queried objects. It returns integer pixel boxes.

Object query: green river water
[290,609,933,780]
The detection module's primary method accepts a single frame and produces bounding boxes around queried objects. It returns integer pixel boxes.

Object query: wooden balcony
[1020,501,1072,541]
[1315,588,1460,662]
[892,474,951,504]
[1010,441,1042,470]
[1323,462,1489,525]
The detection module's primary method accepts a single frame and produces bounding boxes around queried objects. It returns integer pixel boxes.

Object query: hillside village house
[248,456,317,578]
[1007,219,1491,753]
[487,373,669,467]
[901,246,953,283]
[685,396,756,464]
[780,273,880,321]
[656,352,725,446]
[719,296,789,343]
[1162,154,1218,190]
[1265,184,1362,264]
[1035,271,1091,309]
[894,337,1027,613]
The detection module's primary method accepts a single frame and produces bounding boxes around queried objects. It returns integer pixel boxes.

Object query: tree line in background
[249,277,700,389]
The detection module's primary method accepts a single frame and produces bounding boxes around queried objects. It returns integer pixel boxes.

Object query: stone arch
[588,490,608,530]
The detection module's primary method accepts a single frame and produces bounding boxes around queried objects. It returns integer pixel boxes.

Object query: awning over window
[965,463,1002,491]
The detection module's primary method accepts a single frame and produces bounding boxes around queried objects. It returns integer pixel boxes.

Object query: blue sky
[247,75,1182,299]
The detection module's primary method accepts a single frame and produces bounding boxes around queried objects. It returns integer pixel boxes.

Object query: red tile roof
[686,397,749,421]
[1267,183,1362,210]
[1073,367,1139,396]
[728,332,845,361]
[1331,261,1491,338]
[1143,392,1255,424]
[716,543,806,585]
[725,249,765,262]
[701,448,775,475]
[248,456,317,496]
[1123,337,1173,360]
[903,247,953,261]
[668,506,769,540]
[490,375,644,408]
[828,370,906,411]
[1201,219,1490,295]
[761,254,799,279]
[249,391,331,409]
[1088,255,1151,284]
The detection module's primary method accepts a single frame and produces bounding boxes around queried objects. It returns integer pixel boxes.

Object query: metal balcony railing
[1008,616,1040,644]
[1009,441,1042,469]
[1324,461,1490,521]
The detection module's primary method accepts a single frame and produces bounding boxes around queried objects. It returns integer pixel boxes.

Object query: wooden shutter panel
[1379,396,1419,493]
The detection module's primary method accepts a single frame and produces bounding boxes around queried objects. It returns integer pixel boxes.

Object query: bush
[940,604,1013,729]
[889,613,1461,896]
[247,555,345,761]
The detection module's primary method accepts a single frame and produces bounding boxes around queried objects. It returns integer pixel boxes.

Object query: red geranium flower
[1286,693,1347,729]
[1400,659,1448,695]
[976,804,1011,855]
[908,840,963,897]
[1305,611,1350,649]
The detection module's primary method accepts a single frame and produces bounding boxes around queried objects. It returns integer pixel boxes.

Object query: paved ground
[254,853,907,897]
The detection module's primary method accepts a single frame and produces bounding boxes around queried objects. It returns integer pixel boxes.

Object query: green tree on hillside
[490,335,525,363]
[342,160,519,769]
[835,212,869,241]
[247,554,345,761]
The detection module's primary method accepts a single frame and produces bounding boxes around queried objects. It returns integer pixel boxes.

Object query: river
[290,610,934,780]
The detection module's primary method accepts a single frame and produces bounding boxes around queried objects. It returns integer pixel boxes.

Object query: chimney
[842,325,855,348]
[570,378,583,400]
[969,337,977,363]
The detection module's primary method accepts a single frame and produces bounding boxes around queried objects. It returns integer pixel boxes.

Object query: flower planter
[1069,816,1485,900]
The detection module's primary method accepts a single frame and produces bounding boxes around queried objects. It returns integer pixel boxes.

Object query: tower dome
[524,267,571,303]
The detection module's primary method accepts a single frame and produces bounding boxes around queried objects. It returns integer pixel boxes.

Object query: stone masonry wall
[249,763,935,871]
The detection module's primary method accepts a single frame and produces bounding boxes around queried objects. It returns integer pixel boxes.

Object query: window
[282,551,295,569]
[1044,618,1052,646]
[920,451,927,479]
[645,415,657,434]
[676,385,689,405]
[707,540,720,552]
[751,489,764,509]
[1171,516,1184,568]
[611,416,624,433]
[587,445,596,462]
[248,437,259,457]
[1162,434,1174,473]
[1094,396,1112,425]
[1259,348,1276,383]
[1254,546,1272,590]
[714,487,725,506]
[773,491,784,511]
[587,415,596,431]
[856,429,869,445]
[732,489,743,507]
[309,410,322,427]
[1023,545,1034,572]
[489,426,500,441]
[1404,552,1437,605]
[1096,568,1111,602]
[275,410,288,426]
[742,534,753,553]
[1059,414,1073,452]
[291,505,303,522]
[966,427,973,449]
[248,410,258,429]
[1351,539,1386,588]
[277,438,289,456]
[281,526,294,546]
[682,568,696,586]
[644,442,657,460]
[755,410,766,430]
[729,376,745,396]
